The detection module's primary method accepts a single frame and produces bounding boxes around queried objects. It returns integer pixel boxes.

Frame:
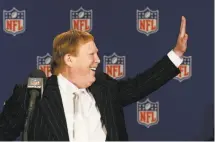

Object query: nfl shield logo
[3,7,26,36]
[37,53,52,77]
[137,7,159,36]
[174,56,192,82]
[30,78,40,86]
[103,53,126,80]
[70,7,93,32]
[137,98,159,128]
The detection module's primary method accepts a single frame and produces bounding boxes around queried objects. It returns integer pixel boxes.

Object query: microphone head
[27,69,46,99]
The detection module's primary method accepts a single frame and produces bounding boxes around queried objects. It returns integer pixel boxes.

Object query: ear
[63,54,76,67]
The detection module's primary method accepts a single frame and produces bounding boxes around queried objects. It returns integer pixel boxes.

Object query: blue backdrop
[0,0,214,141]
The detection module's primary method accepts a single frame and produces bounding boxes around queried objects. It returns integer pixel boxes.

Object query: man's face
[70,40,100,87]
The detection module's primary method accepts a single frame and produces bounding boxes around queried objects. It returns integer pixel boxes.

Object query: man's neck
[59,71,83,89]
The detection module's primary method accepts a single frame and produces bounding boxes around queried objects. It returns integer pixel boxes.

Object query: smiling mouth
[90,67,96,71]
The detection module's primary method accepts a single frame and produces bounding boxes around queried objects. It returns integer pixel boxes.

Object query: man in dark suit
[28,16,188,141]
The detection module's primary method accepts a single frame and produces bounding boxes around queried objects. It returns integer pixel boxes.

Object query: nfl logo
[174,56,192,82]
[70,7,93,32]
[103,53,126,80]
[136,7,159,36]
[137,98,159,128]
[3,7,26,36]
[30,78,40,86]
[37,53,52,77]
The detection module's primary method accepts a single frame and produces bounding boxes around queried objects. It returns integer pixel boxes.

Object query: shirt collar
[57,74,87,95]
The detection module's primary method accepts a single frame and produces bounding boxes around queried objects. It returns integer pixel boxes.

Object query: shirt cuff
[167,50,183,68]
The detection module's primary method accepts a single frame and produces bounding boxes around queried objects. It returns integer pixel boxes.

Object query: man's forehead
[86,41,98,51]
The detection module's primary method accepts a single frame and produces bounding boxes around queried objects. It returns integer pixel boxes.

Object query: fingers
[183,33,188,43]
[180,16,186,38]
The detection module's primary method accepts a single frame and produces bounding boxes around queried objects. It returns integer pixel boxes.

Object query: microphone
[27,70,46,99]
[22,69,46,141]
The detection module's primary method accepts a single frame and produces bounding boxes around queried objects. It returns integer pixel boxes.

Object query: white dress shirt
[58,74,106,142]
[57,50,182,142]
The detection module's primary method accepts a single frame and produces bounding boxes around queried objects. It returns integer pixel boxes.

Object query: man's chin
[90,76,96,83]
[83,76,96,88]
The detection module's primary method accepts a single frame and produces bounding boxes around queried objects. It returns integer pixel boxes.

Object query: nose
[95,54,100,64]
[96,58,100,64]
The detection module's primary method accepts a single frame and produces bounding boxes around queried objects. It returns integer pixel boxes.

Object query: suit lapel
[88,79,112,139]
[89,73,119,140]
[88,82,106,125]
[40,75,69,140]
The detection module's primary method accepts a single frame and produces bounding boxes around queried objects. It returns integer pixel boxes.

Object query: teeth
[90,68,96,71]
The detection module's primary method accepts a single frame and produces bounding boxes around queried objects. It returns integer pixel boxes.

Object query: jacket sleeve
[0,84,28,141]
[27,101,56,141]
[27,104,45,141]
[115,55,181,107]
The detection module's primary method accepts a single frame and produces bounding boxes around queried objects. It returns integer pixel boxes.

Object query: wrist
[173,49,184,58]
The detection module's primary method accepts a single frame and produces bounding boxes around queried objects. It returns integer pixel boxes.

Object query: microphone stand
[22,91,39,141]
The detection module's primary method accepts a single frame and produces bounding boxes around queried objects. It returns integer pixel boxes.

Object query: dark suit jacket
[28,55,180,141]
[0,84,29,141]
